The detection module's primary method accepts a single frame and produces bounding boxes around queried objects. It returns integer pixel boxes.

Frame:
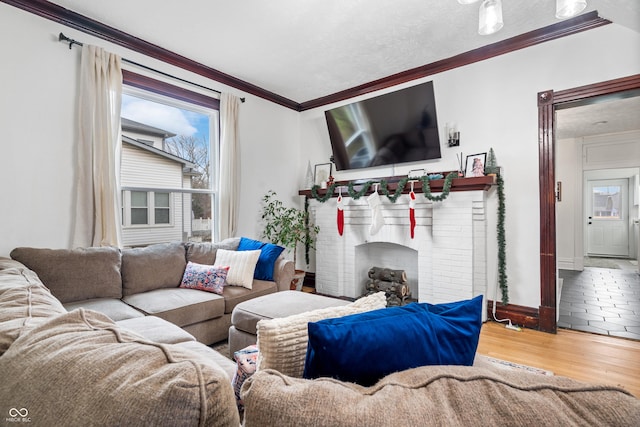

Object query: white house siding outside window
[119,72,220,247]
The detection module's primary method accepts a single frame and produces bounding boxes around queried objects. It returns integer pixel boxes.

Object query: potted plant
[260,190,320,290]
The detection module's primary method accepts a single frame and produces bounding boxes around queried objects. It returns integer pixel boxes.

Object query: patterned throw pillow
[232,345,259,412]
[179,261,229,295]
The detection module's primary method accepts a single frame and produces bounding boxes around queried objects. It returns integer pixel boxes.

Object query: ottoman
[228,291,350,355]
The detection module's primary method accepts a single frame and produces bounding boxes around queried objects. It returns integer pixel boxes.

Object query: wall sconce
[446,123,460,147]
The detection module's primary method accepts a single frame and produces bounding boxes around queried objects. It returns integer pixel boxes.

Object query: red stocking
[409,191,416,239]
[337,195,344,236]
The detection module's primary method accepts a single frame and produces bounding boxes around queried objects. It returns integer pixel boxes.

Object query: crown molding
[299,11,610,111]
[1,0,300,110]
[3,1,610,112]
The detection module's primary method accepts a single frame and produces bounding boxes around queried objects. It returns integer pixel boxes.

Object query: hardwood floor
[477,320,640,398]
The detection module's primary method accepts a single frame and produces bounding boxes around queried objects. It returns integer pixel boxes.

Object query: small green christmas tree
[485,148,499,175]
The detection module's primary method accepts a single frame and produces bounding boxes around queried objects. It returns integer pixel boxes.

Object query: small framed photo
[314,163,332,187]
[465,153,487,178]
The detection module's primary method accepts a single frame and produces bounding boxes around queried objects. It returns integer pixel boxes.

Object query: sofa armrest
[272,256,294,292]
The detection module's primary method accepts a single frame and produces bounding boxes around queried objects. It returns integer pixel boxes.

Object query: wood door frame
[537,74,640,332]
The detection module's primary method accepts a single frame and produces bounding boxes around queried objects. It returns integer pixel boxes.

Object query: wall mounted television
[325,81,441,171]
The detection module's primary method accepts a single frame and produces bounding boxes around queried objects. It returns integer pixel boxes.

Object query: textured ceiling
[49,0,639,104]
[556,94,640,139]
[45,0,639,138]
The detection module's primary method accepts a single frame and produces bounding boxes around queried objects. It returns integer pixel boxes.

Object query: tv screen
[325,81,441,171]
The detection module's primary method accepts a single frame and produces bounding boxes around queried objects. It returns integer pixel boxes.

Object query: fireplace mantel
[299,175,495,198]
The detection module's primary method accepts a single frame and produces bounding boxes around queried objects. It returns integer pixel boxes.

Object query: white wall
[298,24,640,309]
[0,3,300,256]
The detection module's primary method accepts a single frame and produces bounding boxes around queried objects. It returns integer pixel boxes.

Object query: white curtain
[71,45,123,248]
[218,93,241,240]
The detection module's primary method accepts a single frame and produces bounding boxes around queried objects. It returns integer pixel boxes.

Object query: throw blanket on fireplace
[241,366,640,427]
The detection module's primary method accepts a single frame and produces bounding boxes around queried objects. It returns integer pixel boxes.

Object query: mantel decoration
[305,169,509,305]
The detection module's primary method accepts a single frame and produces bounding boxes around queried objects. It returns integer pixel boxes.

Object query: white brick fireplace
[310,190,488,319]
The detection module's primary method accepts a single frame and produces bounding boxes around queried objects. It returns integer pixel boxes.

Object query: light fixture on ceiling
[478,0,504,36]
[555,0,588,19]
[460,0,588,36]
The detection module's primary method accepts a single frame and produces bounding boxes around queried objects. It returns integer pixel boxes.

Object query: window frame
[121,70,220,242]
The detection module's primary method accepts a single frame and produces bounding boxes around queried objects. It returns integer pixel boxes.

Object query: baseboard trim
[486,300,540,330]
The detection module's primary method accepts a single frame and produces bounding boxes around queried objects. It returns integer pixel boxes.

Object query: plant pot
[290,269,306,291]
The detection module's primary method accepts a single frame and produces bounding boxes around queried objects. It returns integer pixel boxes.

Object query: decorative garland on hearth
[496,174,508,305]
[305,171,509,305]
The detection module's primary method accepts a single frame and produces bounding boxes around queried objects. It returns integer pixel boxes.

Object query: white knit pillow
[213,249,260,289]
[256,292,387,378]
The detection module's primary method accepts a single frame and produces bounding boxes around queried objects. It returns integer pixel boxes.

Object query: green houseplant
[260,190,319,275]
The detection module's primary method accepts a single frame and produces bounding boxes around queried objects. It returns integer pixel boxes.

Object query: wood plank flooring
[477,320,640,397]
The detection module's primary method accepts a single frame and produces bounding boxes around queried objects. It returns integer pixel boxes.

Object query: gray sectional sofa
[9,238,294,345]
[0,255,243,426]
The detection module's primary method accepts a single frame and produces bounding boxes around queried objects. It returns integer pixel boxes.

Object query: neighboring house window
[123,191,171,226]
[131,191,148,225]
[120,71,220,247]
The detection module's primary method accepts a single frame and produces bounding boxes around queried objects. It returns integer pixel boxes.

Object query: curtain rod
[58,32,245,103]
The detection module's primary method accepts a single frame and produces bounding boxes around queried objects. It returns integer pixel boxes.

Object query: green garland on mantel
[310,172,458,203]
[306,171,509,305]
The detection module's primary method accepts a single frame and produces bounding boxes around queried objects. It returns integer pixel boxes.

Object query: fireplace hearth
[310,190,489,321]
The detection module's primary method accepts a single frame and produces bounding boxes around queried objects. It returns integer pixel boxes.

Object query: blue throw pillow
[236,237,285,281]
[303,295,483,386]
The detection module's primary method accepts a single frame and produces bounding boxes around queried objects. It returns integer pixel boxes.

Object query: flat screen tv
[325,81,441,171]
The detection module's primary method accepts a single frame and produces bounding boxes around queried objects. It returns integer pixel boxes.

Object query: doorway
[537,74,640,333]
[586,178,629,257]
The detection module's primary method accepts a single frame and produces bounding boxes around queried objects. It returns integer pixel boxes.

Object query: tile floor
[558,258,640,340]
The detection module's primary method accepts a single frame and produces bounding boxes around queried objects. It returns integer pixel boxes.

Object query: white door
[587,179,629,257]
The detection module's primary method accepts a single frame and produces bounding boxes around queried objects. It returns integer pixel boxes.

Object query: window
[592,185,622,219]
[131,191,148,225]
[120,71,220,247]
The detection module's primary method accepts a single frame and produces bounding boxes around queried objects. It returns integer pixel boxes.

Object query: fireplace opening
[354,242,419,301]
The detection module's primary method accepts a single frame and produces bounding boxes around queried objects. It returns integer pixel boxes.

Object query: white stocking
[367,191,385,235]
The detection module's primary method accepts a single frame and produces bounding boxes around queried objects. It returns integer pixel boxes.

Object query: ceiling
[556,93,640,139]
[48,0,639,105]
[34,1,640,139]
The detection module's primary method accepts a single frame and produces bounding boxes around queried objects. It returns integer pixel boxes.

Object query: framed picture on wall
[465,153,487,178]
[314,163,332,187]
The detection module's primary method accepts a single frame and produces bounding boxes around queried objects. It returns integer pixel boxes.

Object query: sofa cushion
[223,279,277,315]
[303,296,483,386]
[0,309,240,427]
[121,242,186,296]
[122,288,225,327]
[255,292,387,378]
[116,315,196,344]
[213,248,261,289]
[10,246,122,303]
[63,298,145,321]
[241,367,640,427]
[0,261,67,355]
[185,238,241,265]
[237,237,285,281]
[180,261,229,294]
[175,340,237,381]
